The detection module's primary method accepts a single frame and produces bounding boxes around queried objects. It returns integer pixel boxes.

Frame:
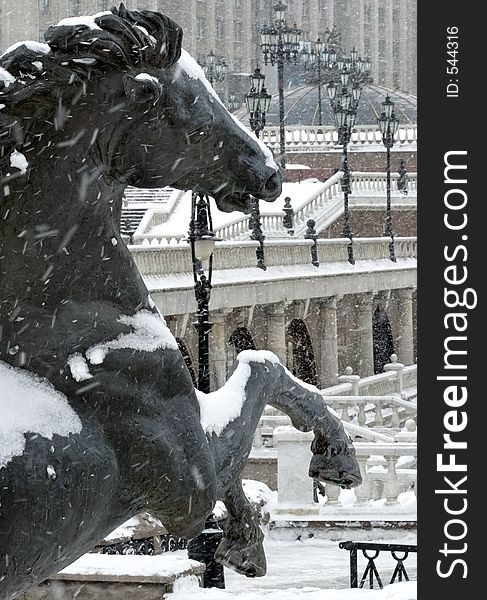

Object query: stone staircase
[120,186,176,238]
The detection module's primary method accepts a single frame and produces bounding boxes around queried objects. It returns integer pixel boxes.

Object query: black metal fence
[339,541,417,589]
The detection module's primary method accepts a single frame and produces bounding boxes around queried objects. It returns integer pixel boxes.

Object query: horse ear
[123,73,162,104]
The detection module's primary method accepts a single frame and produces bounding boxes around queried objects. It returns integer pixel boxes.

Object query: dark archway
[372,306,395,374]
[176,338,197,387]
[228,327,257,354]
[227,328,256,376]
[287,319,318,386]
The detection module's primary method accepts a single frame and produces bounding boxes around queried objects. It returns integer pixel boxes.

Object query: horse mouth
[309,469,362,489]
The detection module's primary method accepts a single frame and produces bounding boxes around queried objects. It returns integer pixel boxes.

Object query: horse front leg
[215,479,266,578]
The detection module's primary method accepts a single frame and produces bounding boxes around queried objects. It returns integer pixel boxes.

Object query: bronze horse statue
[0,6,361,599]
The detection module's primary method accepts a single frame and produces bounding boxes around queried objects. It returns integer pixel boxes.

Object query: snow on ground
[165,535,417,599]
[148,180,325,238]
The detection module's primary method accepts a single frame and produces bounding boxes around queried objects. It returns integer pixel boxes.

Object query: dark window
[68,0,81,16]
[196,17,206,39]
[216,18,224,40]
[234,21,242,42]
[39,0,50,14]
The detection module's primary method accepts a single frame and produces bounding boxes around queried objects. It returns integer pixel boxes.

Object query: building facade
[1,0,416,95]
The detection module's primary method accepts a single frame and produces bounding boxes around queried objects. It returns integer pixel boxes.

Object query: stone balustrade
[130,237,417,281]
[323,361,417,401]
[261,124,417,152]
[325,395,416,430]
[273,426,417,520]
[131,172,417,244]
[255,358,417,449]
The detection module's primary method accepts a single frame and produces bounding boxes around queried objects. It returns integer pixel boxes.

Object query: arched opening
[228,327,256,354]
[227,328,256,375]
[372,306,395,374]
[176,338,197,386]
[287,319,317,386]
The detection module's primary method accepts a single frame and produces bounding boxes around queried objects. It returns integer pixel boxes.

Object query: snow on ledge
[55,551,204,583]
[0,361,82,469]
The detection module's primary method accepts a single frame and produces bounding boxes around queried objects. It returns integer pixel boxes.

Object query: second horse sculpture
[0,6,361,599]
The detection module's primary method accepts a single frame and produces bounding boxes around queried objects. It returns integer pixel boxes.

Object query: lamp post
[202,50,228,86]
[378,94,399,262]
[300,38,328,126]
[245,67,272,138]
[261,2,302,168]
[245,67,272,271]
[187,192,220,393]
[325,48,369,265]
[227,95,240,112]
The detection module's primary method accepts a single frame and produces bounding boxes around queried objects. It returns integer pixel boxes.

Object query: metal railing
[339,541,417,589]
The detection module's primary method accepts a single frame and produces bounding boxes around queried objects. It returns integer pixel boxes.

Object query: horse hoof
[215,537,266,578]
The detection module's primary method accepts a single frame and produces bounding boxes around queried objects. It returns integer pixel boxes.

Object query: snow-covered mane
[0,3,182,169]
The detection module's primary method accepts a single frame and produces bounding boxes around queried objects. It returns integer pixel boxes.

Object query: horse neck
[0,141,148,313]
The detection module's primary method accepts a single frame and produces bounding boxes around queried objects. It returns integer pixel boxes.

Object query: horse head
[0,4,280,215]
[309,412,362,489]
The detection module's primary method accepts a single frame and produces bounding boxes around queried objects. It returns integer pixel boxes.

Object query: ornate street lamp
[187,192,221,393]
[245,67,272,270]
[245,67,272,138]
[326,56,368,265]
[227,95,240,112]
[378,94,400,262]
[261,2,302,168]
[201,50,228,86]
[300,37,329,126]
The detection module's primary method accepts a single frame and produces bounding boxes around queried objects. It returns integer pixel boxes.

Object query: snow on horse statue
[0,5,361,599]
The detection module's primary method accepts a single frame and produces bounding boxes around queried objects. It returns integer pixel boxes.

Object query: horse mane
[0,3,182,170]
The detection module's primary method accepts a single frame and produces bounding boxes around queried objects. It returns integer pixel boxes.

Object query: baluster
[325,483,341,506]
[358,402,367,427]
[341,405,351,422]
[253,425,263,448]
[391,405,401,428]
[374,404,385,427]
[355,457,372,504]
[384,456,400,505]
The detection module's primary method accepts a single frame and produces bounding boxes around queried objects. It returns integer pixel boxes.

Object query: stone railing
[261,124,418,153]
[130,237,417,279]
[255,357,417,448]
[323,357,417,401]
[211,171,417,241]
[131,171,417,244]
[273,426,417,519]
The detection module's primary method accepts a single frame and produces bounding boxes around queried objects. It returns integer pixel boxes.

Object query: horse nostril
[264,172,280,193]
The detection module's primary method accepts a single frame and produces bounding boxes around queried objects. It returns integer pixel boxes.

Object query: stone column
[394,288,415,366]
[273,427,319,516]
[319,297,339,388]
[209,310,228,391]
[265,302,287,365]
[356,293,374,377]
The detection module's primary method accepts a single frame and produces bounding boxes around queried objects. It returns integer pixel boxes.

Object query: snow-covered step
[123,186,175,204]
